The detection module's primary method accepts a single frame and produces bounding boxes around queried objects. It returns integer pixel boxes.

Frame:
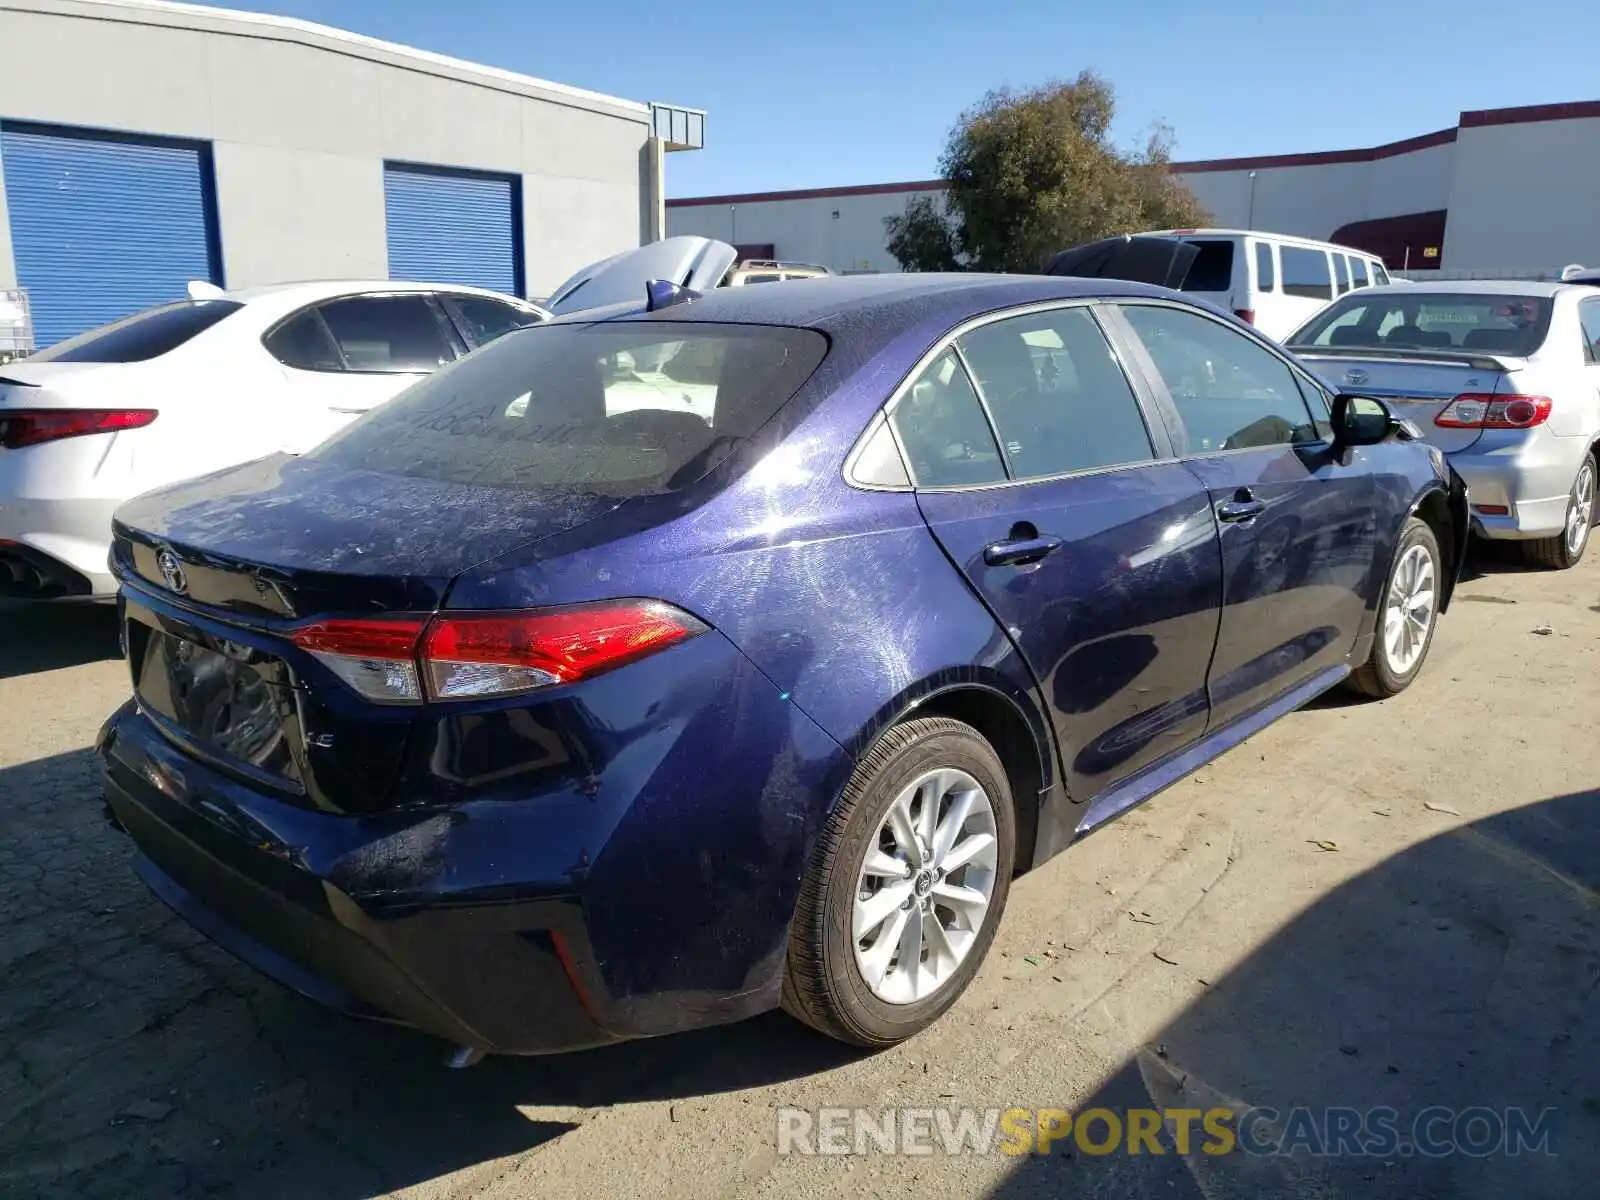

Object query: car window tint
[1580,300,1600,363]
[1290,292,1552,354]
[1255,242,1276,291]
[1352,257,1371,289]
[1179,240,1235,293]
[1334,255,1352,295]
[889,349,1006,487]
[28,300,242,363]
[1121,304,1319,453]
[312,322,826,495]
[1372,263,1392,286]
[315,295,454,373]
[957,308,1154,479]
[264,310,345,371]
[446,296,542,347]
[1281,247,1333,300]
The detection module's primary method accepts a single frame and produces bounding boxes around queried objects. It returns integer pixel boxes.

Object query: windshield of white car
[309,321,828,495]
[1289,292,1552,356]
[28,300,244,363]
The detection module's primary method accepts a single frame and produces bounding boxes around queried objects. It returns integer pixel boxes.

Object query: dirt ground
[2,545,1597,1199]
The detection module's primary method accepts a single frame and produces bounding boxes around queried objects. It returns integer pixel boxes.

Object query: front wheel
[782,717,1015,1047]
[1523,457,1595,570]
[1346,517,1443,699]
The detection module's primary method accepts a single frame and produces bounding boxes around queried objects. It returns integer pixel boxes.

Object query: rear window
[310,321,828,495]
[1179,240,1235,293]
[29,299,241,363]
[1281,248,1333,300]
[1288,292,1553,355]
[1254,242,1276,292]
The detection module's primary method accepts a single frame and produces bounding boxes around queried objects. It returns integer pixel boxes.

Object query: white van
[1145,229,1392,342]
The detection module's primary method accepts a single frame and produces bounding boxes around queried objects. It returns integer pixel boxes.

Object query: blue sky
[207,0,1600,198]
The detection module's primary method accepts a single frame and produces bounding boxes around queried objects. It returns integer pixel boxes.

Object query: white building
[667,100,1600,279]
[0,0,704,346]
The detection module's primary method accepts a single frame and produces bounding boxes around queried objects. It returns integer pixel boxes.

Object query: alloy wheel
[1383,543,1437,675]
[1566,461,1595,558]
[852,768,999,1004]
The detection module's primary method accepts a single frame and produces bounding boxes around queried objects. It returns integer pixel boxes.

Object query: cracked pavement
[1,546,1597,1199]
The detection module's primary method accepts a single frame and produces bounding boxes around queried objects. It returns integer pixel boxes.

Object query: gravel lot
[2,547,1597,1199]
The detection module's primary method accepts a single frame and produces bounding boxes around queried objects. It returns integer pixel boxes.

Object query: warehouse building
[667,100,1600,279]
[0,0,703,346]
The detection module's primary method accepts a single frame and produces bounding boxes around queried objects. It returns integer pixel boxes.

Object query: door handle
[983,535,1064,567]
[1216,496,1265,523]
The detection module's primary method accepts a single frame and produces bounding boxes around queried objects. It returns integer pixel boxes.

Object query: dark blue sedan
[99,271,1467,1056]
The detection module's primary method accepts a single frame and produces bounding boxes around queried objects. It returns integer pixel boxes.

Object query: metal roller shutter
[0,123,220,349]
[384,163,522,296]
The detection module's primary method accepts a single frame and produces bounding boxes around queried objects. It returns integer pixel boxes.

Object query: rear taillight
[1435,394,1552,430]
[1233,308,1256,325]
[0,408,158,449]
[288,600,707,705]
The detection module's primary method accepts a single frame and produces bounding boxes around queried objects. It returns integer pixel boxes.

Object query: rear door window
[1179,240,1235,293]
[957,307,1155,478]
[315,295,456,373]
[1351,257,1371,289]
[1334,255,1352,295]
[1254,242,1276,292]
[28,300,242,363]
[310,322,827,495]
[1281,247,1334,300]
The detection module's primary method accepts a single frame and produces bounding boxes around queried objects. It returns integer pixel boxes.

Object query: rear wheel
[782,717,1015,1047]
[1523,457,1595,570]
[1346,517,1442,699]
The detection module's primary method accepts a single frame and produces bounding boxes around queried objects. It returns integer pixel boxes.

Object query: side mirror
[1331,393,1404,448]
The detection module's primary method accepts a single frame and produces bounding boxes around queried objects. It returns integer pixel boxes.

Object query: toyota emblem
[1343,368,1369,386]
[157,548,188,595]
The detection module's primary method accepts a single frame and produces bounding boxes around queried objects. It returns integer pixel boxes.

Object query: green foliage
[885,72,1212,273]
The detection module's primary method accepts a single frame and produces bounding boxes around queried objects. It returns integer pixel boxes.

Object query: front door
[1107,301,1377,729]
[889,303,1224,804]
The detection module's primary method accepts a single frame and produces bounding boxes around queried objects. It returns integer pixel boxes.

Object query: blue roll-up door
[1,123,220,349]
[384,163,522,296]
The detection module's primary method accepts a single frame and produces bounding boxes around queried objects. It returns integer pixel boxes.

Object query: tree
[885,72,1211,273]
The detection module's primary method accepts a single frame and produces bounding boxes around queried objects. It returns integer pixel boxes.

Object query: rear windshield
[310,321,828,495]
[29,299,242,362]
[1288,292,1553,355]
[1179,240,1235,293]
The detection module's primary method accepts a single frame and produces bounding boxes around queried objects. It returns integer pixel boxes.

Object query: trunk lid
[1291,348,1520,453]
[1043,234,1199,290]
[545,236,738,316]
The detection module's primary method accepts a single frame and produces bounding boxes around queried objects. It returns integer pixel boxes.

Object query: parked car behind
[98,256,1467,1058]
[1143,228,1392,342]
[1288,280,1600,568]
[0,281,547,600]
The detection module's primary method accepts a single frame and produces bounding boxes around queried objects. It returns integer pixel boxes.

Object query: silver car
[1288,280,1600,568]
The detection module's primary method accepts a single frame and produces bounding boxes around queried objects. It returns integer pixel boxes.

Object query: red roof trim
[667,98,1600,206]
[666,179,945,208]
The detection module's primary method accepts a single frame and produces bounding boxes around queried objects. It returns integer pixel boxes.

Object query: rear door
[892,301,1224,803]
[1108,300,1376,728]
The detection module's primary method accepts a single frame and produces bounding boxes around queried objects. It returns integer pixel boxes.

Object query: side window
[314,295,455,373]
[263,310,345,372]
[957,307,1155,479]
[1120,304,1320,453]
[1334,254,1352,295]
[1372,262,1392,286]
[888,349,1006,487]
[1254,242,1276,292]
[1352,257,1371,289]
[444,296,542,348]
[1282,247,1334,300]
[1580,300,1600,364]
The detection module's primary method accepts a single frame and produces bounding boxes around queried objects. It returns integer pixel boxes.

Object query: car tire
[782,717,1016,1047]
[1346,516,1443,699]
[1522,457,1596,570]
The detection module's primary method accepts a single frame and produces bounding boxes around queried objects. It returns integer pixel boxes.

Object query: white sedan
[0,280,547,599]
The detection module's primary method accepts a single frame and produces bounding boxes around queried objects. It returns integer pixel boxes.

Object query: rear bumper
[99,647,849,1053]
[1449,433,1587,540]
[0,495,118,597]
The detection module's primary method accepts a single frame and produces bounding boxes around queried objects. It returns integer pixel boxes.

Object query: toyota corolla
[99,268,1466,1057]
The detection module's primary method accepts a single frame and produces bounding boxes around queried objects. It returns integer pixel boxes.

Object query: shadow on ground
[0,748,862,1200]
[0,601,119,680]
[987,789,1600,1199]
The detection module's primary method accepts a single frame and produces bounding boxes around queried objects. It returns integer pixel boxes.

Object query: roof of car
[583,272,1182,338]
[222,280,535,305]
